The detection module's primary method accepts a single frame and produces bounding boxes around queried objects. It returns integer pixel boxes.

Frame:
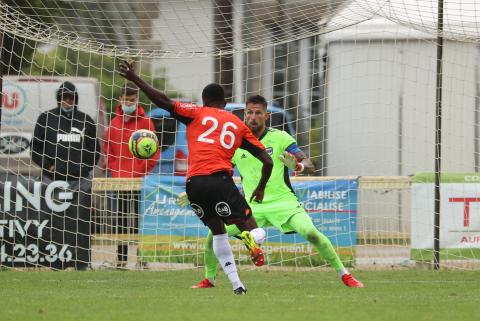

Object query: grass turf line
[0,270,479,321]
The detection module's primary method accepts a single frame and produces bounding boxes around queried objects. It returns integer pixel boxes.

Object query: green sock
[287,213,345,272]
[204,224,242,279]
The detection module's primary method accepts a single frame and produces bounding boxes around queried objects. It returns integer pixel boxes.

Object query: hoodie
[31,106,100,181]
[104,104,160,178]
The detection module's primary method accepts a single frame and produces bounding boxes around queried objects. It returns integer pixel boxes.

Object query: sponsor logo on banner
[2,82,27,117]
[464,175,480,182]
[0,133,31,156]
[412,173,480,248]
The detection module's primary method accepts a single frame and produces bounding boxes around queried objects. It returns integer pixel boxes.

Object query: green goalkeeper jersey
[232,128,299,204]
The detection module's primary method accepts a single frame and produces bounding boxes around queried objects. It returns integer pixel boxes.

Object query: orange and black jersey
[172,101,265,178]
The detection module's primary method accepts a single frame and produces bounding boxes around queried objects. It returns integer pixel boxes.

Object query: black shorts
[186,171,252,225]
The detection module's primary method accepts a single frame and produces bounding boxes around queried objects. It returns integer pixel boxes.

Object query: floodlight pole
[475,47,480,172]
[433,0,444,270]
[213,0,234,101]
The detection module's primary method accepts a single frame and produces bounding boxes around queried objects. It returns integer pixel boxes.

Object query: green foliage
[25,46,180,114]
[2,0,142,73]
[4,2,178,116]
[1,0,54,73]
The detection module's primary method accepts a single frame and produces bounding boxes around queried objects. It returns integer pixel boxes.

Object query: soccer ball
[128,129,159,159]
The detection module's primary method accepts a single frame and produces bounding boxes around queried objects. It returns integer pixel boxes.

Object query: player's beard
[248,122,264,136]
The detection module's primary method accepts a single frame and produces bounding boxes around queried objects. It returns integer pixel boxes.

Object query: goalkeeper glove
[178,192,190,207]
[278,151,304,172]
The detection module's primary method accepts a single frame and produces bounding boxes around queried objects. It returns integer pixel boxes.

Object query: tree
[1,0,156,73]
[1,1,179,113]
[1,0,55,74]
[26,46,179,113]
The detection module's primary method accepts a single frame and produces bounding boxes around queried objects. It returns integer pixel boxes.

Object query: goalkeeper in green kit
[181,95,363,288]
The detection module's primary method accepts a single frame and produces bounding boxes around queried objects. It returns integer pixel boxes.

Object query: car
[148,102,295,176]
[1,76,106,176]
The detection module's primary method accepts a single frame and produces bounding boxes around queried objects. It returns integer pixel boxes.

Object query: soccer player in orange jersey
[119,61,273,295]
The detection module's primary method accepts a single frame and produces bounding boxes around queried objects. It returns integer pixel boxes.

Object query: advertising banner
[140,175,358,265]
[0,174,91,269]
[412,173,480,249]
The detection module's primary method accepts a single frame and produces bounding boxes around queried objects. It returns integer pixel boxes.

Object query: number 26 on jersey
[197,116,237,149]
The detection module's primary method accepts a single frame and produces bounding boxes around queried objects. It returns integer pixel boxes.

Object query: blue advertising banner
[140,175,208,238]
[140,176,358,247]
[271,179,357,247]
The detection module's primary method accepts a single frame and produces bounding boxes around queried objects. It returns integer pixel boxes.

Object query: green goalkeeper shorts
[250,198,307,233]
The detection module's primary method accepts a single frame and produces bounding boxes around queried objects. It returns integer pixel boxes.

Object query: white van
[1,76,106,175]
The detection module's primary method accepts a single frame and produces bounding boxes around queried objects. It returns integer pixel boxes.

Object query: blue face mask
[121,104,137,115]
[61,106,73,114]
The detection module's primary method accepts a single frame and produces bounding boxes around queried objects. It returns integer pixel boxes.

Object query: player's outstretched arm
[294,150,315,174]
[279,150,315,175]
[118,60,174,113]
[250,150,273,203]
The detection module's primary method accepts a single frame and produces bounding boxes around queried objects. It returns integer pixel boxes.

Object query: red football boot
[191,278,215,289]
[342,274,364,288]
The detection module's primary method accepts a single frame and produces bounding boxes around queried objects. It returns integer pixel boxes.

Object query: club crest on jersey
[266,147,273,155]
[190,203,204,218]
[215,202,231,216]
[241,153,247,159]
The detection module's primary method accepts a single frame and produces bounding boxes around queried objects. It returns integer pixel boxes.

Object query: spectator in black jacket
[31,81,100,182]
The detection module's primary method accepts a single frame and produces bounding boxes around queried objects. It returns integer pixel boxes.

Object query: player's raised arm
[118,60,174,113]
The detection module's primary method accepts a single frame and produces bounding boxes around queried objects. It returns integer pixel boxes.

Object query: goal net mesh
[0,0,479,270]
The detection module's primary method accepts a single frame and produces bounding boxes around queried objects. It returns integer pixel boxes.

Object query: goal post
[0,0,480,270]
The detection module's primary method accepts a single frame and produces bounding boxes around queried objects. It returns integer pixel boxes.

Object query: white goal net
[1,0,480,270]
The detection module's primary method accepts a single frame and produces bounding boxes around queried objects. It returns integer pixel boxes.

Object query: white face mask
[121,103,137,115]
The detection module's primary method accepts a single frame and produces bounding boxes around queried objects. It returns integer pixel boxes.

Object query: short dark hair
[202,83,225,102]
[246,95,268,109]
[121,82,139,96]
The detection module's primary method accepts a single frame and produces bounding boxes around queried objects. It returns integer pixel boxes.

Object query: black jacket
[31,107,100,181]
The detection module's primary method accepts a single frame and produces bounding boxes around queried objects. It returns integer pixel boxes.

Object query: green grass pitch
[1,269,478,321]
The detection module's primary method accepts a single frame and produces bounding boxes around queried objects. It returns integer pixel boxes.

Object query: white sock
[213,233,244,290]
[250,227,266,245]
[338,268,349,277]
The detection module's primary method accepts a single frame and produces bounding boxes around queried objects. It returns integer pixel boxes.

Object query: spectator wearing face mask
[31,81,100,181]
[104,82,160,178]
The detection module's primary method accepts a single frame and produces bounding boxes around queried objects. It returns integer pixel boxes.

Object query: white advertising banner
[412,178,480,249]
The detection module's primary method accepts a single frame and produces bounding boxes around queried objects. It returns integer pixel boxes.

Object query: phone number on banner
[0,243,73,264]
